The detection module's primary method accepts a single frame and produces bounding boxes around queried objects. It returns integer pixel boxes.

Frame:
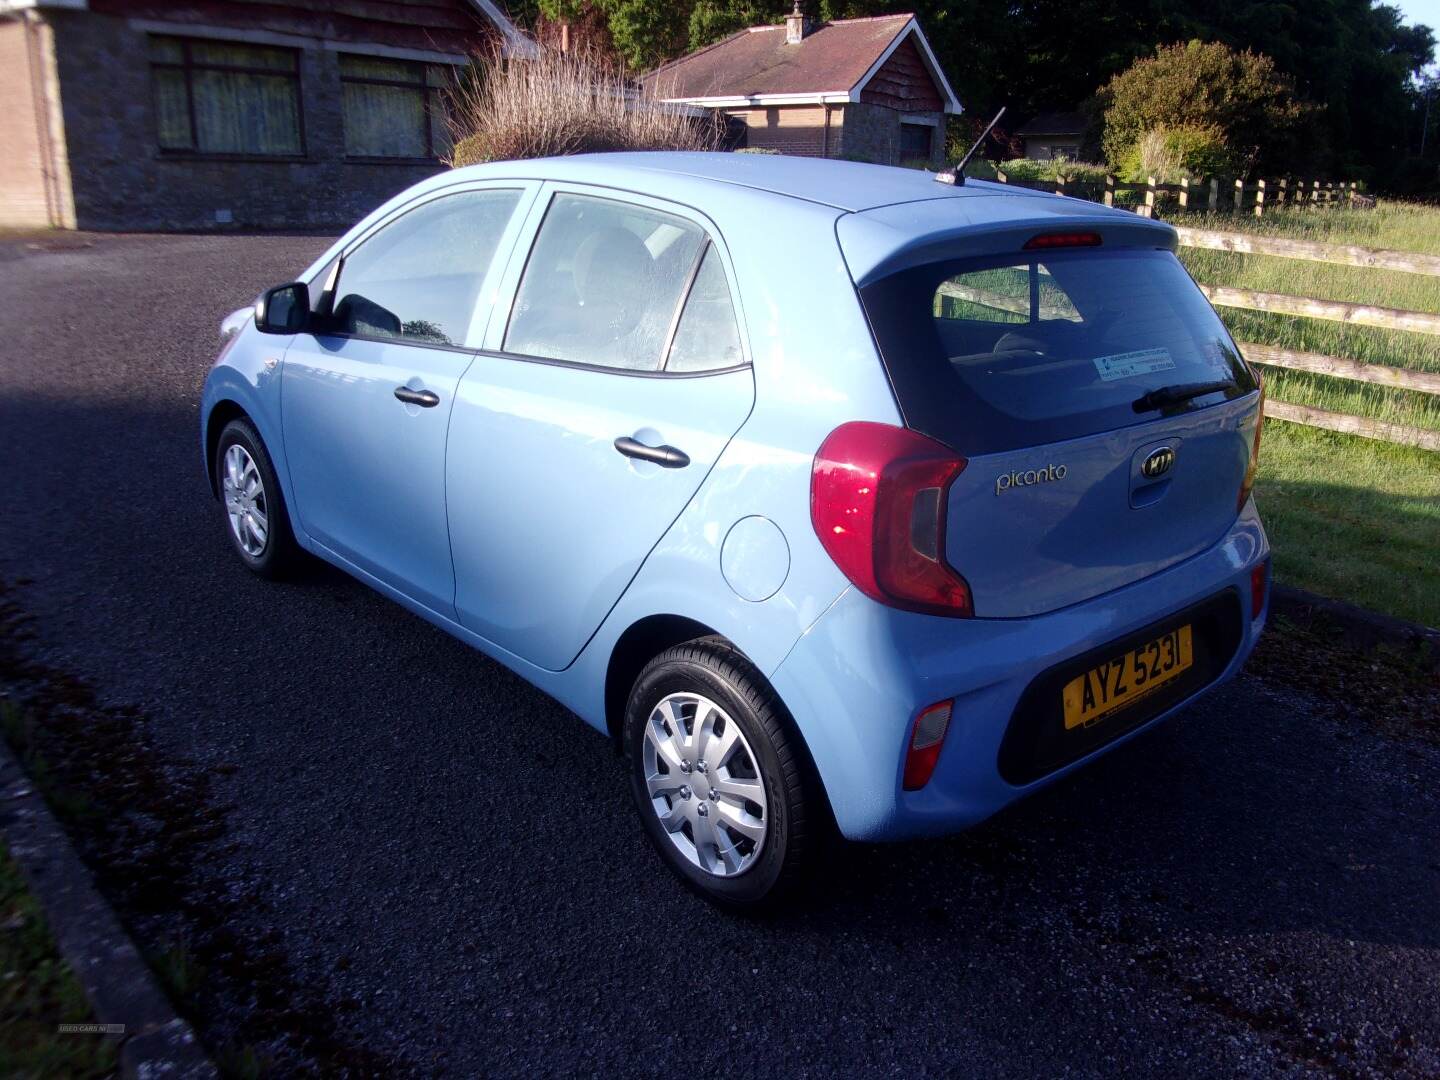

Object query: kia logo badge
[1142,447,1175,479]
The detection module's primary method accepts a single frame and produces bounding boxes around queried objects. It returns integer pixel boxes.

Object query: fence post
[1208,177,1219,211]
[1325,181,1335,206]
[1055,176,1067,197]
[1348,180,1357,206]
[1277,177,1288,206]
[1312,179,1320,205]
[1103,174,1115,207]
[995,169,1007,185]
[1142,176,1157,218]
[1254,178,1266,218]
[1233,177,1245,212]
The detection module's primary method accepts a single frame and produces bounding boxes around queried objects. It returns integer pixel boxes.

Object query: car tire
[625,636,816,909]
[214,417,300,579]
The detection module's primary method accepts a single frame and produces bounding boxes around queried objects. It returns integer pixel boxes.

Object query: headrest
[572,227,653,332]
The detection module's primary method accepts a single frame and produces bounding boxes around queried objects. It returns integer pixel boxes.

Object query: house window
[899,122,933,163]
[150,36,303,156]
[339,55,454,160]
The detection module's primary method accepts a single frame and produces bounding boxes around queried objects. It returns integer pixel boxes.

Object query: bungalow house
[0,0,533,230]
[641,7,961,167]
[1016,111,1089,161]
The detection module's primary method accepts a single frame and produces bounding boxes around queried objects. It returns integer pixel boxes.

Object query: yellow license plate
[1062,624,1193,730]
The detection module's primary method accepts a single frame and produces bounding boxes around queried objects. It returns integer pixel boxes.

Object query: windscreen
[859,248,1256,456]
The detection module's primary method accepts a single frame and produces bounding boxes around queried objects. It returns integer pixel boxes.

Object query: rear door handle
[614,436,690,469]
[394,386,440,408]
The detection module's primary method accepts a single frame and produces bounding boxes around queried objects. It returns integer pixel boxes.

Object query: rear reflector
[1238,374,1266,511]
[1251,560,1269,619]
[1023,232,1102,251]
[903,700,953,791]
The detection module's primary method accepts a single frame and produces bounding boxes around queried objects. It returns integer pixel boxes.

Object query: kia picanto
[201,153,1269,908]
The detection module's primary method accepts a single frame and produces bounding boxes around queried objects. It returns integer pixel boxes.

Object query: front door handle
[394,386,440,408]
[614,436,690,469]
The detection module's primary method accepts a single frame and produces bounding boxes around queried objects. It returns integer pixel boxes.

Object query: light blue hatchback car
[202,152,1269,907]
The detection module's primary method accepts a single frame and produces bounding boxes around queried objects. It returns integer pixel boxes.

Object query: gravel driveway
[0,232,1436,1077]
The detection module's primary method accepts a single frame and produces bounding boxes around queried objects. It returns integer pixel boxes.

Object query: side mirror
[254,282,310,334]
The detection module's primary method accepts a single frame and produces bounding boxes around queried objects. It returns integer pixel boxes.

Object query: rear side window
[860,249,1256,456]
[331,188,522,347]
[665,245,743,372]
[505,193,706,371]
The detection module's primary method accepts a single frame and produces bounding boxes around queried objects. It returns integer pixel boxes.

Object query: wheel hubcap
[221,444,268,558]
[642,692,767,877]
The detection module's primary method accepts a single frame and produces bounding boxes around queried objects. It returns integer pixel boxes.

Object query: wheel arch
[204,399,250,499]
[604,614,718,746]
[603,613,838,834]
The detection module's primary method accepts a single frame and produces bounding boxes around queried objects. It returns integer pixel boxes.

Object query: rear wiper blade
[1132,379,1237,413]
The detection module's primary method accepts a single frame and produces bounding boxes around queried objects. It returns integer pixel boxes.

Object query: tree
[507,0,1436,186]
[1097,40,1312,175]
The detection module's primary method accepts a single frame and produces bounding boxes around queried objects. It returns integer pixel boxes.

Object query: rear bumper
[769,503,1269,841]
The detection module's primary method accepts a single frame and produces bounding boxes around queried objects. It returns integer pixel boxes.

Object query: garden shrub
[1097,40,1312,176]
[448,43,723,166]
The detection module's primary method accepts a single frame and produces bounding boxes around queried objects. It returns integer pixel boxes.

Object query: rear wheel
[214,417,299,579]
[625,637,815,909]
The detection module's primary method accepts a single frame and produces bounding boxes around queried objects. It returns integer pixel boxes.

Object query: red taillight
[1023,231,1102,250]
[1250,560,1269,619]
[903,700,953,790]
[811,422,972,617]
[1238,375,1266,510]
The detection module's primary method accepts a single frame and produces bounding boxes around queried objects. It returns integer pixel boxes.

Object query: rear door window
[665,245,744,372]
[504,193,707,371]
[860,249,1256,455]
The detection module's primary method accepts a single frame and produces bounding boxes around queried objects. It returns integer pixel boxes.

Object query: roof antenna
[937,106,1005,186]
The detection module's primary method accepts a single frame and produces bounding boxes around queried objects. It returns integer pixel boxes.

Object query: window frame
[310,181,539,355]
[149,34,306,160]
[897,118,935,163]
[487,184,752,380]
[337,52,456,163]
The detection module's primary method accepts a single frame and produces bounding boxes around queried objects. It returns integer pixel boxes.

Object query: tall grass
[1180,241,1440,432]
[1181,247,1440,315]
[447,45,723,166]
[1184,201,1440,256]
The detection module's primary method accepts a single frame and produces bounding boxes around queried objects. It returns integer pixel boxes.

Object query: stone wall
[839,102,942,166]
[48,10,450,231]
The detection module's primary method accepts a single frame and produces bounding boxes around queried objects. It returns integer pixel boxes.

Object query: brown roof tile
[642,14,914,100]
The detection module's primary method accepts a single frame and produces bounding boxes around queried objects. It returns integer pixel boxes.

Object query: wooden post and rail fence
[991,170,1373,217]
[1172,230,1440,453]
[985,171,1438,452]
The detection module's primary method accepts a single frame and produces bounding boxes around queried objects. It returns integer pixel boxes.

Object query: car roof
[451,151,1037,213]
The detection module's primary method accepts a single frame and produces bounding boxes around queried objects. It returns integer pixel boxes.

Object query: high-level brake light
[1023,232,1102,251]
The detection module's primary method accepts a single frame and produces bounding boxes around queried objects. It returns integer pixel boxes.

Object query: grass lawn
[1255,421,1440,629]
[1170,201,1440,625]
[0,843,116,1079]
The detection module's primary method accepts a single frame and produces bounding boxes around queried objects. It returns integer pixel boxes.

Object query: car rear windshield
[858,248,1256,456]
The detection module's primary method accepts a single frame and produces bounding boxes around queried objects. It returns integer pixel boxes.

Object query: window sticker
[1091,347,1177,382]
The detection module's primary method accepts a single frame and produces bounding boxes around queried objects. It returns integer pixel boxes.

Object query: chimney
[785,2,813,45]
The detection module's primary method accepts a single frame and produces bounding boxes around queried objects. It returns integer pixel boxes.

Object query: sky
[1394,0,1440,76]
[1395,0,1440,33]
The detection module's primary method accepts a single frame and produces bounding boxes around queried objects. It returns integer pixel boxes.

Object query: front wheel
[214,417,300,579]
[625,637,817,909]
